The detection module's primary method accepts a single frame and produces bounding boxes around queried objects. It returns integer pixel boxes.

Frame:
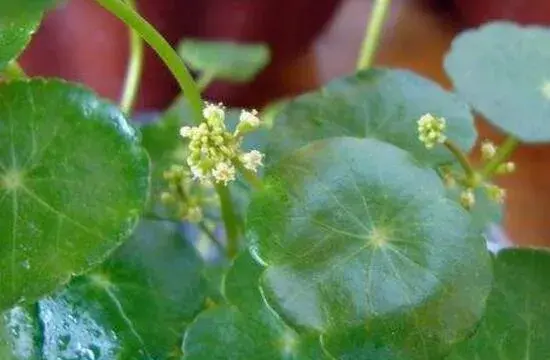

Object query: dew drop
[21,260,30,270]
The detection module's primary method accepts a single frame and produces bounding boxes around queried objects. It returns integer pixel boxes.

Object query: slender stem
[197,221,224,252]
[481,136,519,179]
[443,139,475,179]
[95,0,203,123]
[197,72,215,92]
[215,184,240,259]
[236,162,264,191]
[2,61,27,80]
[119,0,144,115]
[356,0,392,70]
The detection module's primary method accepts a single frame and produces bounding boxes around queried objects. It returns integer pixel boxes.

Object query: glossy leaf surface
[248,137,492,358]
[1,220,206,359]
[266,69,476,166]
[183,252,329,360]
[0,80,150,310]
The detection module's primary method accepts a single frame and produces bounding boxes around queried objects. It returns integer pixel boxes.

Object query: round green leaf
[266,68,476,166]
[247,137,492,358]
[0,11,41,71]
[0,79,150,311]
[448,248,550,359]
[445,22,550,143]
[1,220,206,359]
[178,39,270,83]
[183,252,329,360]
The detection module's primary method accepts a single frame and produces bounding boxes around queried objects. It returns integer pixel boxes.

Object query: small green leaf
[448,248,550,359]
[1,220,207,359]
[0,11,42,71]
[182,252,329,360]
[0,79,150,311]
[178,39,270,82]
[266,68,476,166]
[445,22,550,143]
[247,137,492,358]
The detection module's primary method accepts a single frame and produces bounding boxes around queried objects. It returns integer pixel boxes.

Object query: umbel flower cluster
[180,103,264,185]
[417,113,514,209]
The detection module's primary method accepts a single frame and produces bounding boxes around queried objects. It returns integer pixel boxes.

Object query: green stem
[119,0,144,115]
[197,221,224,252]
[443,139,475,179]
[215,184,240,259]
[197,72,215,92]
[481,136,519,179]
[2,61,27,80]
[95,0,203,123]
[236,162,264,191]
[356,0,392,70]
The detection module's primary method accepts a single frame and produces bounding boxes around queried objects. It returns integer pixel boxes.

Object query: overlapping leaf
[448,248,550,359]
[0,80,150,310]
[445,22,550,142]
[248,137,492,359]
[183,252,329,360]
[266,68,476,166]
[0,11,41,71]
[0,220,207,359]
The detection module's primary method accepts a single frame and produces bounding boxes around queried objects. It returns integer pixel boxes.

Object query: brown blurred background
[19,0,550,246]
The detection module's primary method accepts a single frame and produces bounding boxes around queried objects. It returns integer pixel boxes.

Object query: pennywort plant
[0,0,549,359]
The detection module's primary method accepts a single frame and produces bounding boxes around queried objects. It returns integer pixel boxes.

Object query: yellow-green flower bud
[460,188,475,209]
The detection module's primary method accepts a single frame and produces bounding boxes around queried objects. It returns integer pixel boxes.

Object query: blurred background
[19,0,550,246]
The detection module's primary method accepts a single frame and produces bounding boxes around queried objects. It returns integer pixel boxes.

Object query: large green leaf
[178,40,270,82]
[0,11,42,71]
[0,220,207,359]
[247,137,492,359]
[0,1,56,21]
[266,68,476,166]
[445,22,550,143]
[0,80,150,311]
[448,248,550,359]
[182,252,329,360]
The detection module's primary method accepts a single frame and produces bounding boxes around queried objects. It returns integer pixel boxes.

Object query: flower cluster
[417,113,447,149]
[180,102,264,186]
[160,165,207,222]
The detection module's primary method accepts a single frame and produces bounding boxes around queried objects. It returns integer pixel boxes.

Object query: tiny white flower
[417,113,447,149]
[497,161,516,174]
[187,206,203,223]
[240,150,264,172]
[203,102,225,126]
[460,188,475,209]
[179,126,194,138]
[486,185,506,204]
[212,162,236,185]
[239,109,260,128]
[481,141,497,160]
[190,166,207,181]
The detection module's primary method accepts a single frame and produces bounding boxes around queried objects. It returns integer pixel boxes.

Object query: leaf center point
[540,80,550,100]
[368,226,391,248]
[1,169,25,191]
